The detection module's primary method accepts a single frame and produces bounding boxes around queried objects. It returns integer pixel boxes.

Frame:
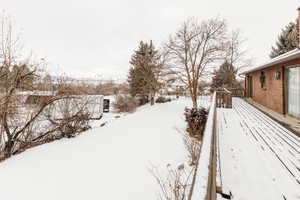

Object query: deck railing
[216,88,232,108]
[227,88,244,98]
[192,91,218,200]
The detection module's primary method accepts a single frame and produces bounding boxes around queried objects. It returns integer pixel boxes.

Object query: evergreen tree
[211,61,238,89]
[127,41,162,105]
[270,21,298,58]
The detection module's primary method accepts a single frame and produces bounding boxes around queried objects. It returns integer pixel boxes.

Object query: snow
[218,98,300,200]
[5,94,299,199]
[192,92,217,200]
[0,96,210,200]
[16,90,57,96]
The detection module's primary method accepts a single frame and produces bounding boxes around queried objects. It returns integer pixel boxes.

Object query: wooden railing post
[227,93,232,108]
[216,88,232,109]
[227,88,244,98]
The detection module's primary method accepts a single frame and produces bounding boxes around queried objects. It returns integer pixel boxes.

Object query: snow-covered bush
[155,96,171,103]
[184,107,208,140]
[113,95,138,113]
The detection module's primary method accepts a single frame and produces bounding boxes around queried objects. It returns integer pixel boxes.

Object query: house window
[275,71,281,80]
[259,71,266,88]
[287,66,300,118]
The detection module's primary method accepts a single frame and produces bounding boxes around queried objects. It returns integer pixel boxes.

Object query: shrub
[155,96,172,103]
[184,107,208,140]
[113,95,138,113]
[57,112,91,138]
[43,96,93,139]
[136,95,149,106]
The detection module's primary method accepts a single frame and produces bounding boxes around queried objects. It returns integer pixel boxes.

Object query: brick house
[242,8,300,119]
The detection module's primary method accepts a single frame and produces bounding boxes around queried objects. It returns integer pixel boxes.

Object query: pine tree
[127,41,162,105]
[211,61,238,89]
[270,21,298,58]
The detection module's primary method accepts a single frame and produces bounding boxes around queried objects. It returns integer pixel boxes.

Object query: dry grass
[150,132,202,200]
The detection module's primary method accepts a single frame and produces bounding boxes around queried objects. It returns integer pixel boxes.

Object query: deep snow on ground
[0,96,210,200]
[218,98,300,200]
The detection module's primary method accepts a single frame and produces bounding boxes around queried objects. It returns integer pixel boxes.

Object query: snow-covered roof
[17,90,56,96]
[241,48,300,75]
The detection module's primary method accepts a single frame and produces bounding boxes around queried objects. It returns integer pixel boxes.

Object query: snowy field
[218,98,300,200]
[0,96,211,200]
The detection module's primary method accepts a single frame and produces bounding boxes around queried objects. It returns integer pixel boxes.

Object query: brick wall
[245,58,300,115]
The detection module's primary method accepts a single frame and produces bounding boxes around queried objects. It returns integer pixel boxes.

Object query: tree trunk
[4,140,14,158]
[191,93,198,108]
[150,93,154,106]
[192,98,197,108]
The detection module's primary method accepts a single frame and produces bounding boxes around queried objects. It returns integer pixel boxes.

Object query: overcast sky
[2,0,300,80]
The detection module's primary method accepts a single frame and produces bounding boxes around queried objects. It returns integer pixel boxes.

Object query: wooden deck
[217,98,300,200]
[246,98,300,137]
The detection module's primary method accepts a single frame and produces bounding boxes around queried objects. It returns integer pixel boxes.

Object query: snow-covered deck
[218,98,300,200]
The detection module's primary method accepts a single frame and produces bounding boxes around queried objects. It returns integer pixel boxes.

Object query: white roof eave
[241,48,300,75]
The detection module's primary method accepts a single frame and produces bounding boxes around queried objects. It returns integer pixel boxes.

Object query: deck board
[218,98,300,200]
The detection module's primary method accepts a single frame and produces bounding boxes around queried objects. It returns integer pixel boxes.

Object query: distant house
[242,7,300,119]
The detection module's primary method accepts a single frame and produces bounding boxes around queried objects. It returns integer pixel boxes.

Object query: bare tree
[166,18,227,108]
[0,72,95,159]
[0,13,33,157]
[224,29,250,73]
[0,14,95,160]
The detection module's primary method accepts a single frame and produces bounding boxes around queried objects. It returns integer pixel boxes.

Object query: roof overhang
[240,48,300,75]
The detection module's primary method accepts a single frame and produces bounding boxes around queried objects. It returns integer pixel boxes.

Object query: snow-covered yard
[0,97,210,200]
[218,98,300,200]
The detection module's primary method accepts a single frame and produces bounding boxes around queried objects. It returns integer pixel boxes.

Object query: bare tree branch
[165,17,227,108]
